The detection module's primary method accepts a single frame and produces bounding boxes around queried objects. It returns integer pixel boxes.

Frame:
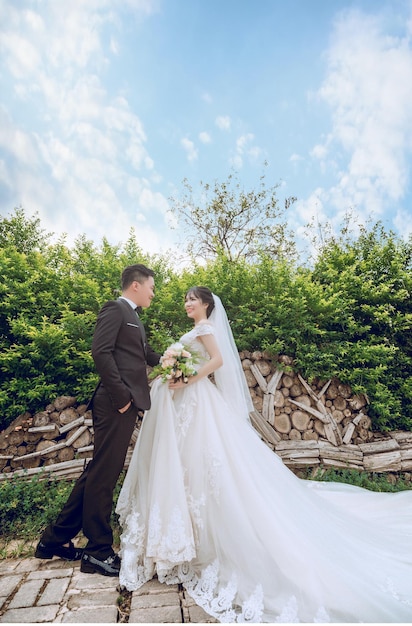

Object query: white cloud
[313,7,412,222]
[393,207,412,239]
[1,31,42,77]
[0,107,38,165]
[139,187,169,214]
[215,115,231,131]
[120,0,159,16]
[181,137,198,162]
[110,37,119,55]
[293,189,328,228]
[199,131,211,144]
[229,133,261,169]
[248,145,262,162]
[0,0,168,253]
[230,154,243,170]
[0,159,11,190]
[310,144,327,160]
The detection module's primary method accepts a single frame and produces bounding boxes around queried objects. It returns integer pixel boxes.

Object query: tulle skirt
[116,377,412,622]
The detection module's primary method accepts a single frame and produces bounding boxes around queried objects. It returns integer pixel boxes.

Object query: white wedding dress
[116,323,412,623]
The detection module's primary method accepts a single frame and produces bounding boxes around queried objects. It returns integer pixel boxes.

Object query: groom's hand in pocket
[118,400,133,414]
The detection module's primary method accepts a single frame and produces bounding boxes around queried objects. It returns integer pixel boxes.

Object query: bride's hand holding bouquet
[149,342,198,388]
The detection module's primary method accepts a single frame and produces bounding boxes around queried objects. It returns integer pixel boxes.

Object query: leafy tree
[0,207,51,254]
[310,223,412,431]
[169,167,297,262]
[0,214,176,428]
[0,206,411,437]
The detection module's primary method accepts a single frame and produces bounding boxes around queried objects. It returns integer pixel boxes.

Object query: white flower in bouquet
[149,342,198,384]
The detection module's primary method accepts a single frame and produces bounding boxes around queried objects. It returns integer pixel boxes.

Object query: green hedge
[0,216,411,433]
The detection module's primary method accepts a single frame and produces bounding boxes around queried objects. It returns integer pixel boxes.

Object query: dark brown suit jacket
[90,298,160,411]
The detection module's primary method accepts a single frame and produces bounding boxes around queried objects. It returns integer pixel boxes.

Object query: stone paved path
[0,557,217,623]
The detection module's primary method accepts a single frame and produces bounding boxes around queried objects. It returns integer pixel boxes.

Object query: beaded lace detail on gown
[116,323,412,623]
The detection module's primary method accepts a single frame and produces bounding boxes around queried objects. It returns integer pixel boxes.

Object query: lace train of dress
[116,327,412,623]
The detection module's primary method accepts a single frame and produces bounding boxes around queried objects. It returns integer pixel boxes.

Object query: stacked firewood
[1,351,411,481]
[272,433,412,473]
[0,396,94,477]
[242,350,371,447]
[243,351,412,473]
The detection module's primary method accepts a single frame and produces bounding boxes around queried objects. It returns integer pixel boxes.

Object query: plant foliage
[1,469,410,554]
[0,206,411,434]
[169,167,297,262]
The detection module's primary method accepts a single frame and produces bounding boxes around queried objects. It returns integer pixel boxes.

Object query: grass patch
[0,471,126,558]
[0,467,410,559]
[305,466,412,492]
[0,472,75,539]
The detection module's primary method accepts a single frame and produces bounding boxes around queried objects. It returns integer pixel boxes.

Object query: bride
[116,287,412,623]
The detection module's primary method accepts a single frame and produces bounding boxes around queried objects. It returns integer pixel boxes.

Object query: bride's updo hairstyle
[186,286,215,318]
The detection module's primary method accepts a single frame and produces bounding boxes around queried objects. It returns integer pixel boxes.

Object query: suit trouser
[41,388,140,559]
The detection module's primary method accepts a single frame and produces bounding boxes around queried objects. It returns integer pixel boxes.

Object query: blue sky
[1,0,412,259]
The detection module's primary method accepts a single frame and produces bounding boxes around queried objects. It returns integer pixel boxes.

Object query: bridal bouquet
[149,342,198,384]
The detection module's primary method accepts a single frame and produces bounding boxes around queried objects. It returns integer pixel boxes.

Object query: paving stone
[37,577,70,606]
[181,591,197,607]
[60,606,118,622]
[39,559,77,571]
[0,561,197,624]
[187,604,219,623]
[0,560,19,574]
[66,589,119,609]
[129,605,183,623]
[132,578,179,595]
[131,591,181,610]
[28,568,73,580]
[0,604,60,623]
[8,578,44,609]
[69,572,119,591]
[0,574,23,598]
[14,558,42,573]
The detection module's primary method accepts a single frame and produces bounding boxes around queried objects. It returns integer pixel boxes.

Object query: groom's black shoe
[35,540,83,561]
[80,552,121,576]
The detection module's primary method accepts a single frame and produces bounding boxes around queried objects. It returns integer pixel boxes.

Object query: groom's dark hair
[186,286,215,318]
[121,264,155,290]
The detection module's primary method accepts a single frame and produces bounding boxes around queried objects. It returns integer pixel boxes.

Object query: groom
[35,264,161,576]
